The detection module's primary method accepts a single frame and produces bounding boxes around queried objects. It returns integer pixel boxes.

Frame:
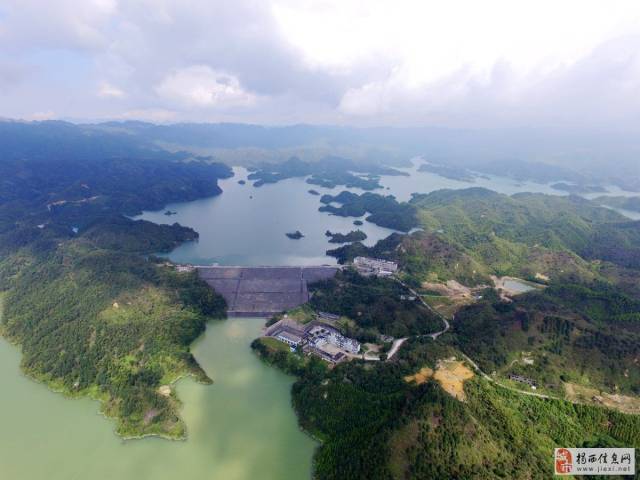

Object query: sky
[1,0,640,130]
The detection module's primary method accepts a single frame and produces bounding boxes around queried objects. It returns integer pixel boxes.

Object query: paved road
[386,337,408,359]
[458,351,555,400]
[393,277,450,339]
[366,277,450,361]
[386,275,560,401]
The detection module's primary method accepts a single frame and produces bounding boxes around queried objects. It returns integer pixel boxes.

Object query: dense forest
[325,229,368,244]
[247,155,407,189]
[308,269,442,340]
[2,122,640,476]
[595,196,640,213]
[254,331,640,479]
[319,191,418,231]
[0,127,231,438]
[451,284,640,396]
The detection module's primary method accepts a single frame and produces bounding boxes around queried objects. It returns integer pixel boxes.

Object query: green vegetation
[395,188,633,284]
[325,229,367,243]
[0,138,231,439]
[1,242,226,439]
[325,188,640,398]
[418,162,477,182]
[251,337,315,376]
[451,284,640,396]
[326,233,404,265]
[247,156,406,190]
[254,333,640,479]
[595,195,640,213]
[551,183,607,194]
[308,269,442,340]
[319,191,418,231]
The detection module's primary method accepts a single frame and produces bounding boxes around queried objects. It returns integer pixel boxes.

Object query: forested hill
[0,126,231,438]
[255,187,640,479]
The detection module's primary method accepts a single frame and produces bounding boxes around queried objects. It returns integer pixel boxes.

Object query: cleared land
[433,359,475,401]
[565,382,640,415]
[405,358,474,401]
[198,266,338,316]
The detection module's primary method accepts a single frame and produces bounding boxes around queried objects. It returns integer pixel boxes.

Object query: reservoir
[1,160,636,478]
[502,278,538,294]
[135,162,573,266]
[136,167,397,266]
[0,318,315,480]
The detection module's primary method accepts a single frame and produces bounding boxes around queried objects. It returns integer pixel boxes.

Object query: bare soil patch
[565,383,640,415]
[433,358,474,401]
[404,358,474,401]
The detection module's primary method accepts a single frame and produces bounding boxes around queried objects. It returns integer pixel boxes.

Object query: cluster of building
[353,256,398,277]
[265,317,360,363]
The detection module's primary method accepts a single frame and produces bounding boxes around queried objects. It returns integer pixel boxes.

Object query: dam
[198,266,339,316]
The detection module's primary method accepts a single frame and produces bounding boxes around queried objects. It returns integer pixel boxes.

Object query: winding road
[383,275,559,401]
[382,277,450,360]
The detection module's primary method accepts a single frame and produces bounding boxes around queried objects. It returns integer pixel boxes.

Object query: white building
[353,257,398,277]
[276,331,303,347]
[307,325,360,354]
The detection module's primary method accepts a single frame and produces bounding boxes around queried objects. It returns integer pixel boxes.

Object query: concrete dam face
[198,266,339,317]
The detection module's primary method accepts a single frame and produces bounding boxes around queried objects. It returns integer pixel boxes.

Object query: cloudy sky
[1,0,639,129]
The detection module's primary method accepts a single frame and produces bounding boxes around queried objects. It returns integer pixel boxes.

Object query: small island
[418,162,477,182]
[594,195,640,212]
[551,182,607,194]
[238,179,246,185]
[286,230,304,239]
[308,189,320,196]
[325,229,367,243]
[353,220,363,226]
[164,210,177,216]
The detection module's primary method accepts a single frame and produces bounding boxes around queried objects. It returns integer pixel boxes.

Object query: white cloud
[98,81,125,98]
[115,108,177,123]
[0,0,118,51]
[0,0,640,129]
[155,65,257,109]
[25,110,56,121]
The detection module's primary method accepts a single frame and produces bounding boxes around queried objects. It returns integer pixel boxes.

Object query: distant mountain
[3,119,639,190]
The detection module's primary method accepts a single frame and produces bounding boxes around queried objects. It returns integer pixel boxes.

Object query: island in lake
[551,182,607,194]
[325,229,367,243]
[308,189,320,196]
[286,230,304,239]
[418,162,477,182]
[594,195,640,212]
[164,210,177,216]
[248,156,407,190]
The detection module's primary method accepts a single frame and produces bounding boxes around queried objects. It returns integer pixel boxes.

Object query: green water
[3,160,634,478]
[0,318,315,479]
[135,162,581,266]
[503,278,537,294]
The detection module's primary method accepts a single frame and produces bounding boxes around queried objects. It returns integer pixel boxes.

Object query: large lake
[136,161,588,266]
[1,160,638,479]
[0,317,315,480]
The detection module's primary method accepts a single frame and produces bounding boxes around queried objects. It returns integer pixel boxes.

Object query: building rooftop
[277,331,303,344]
